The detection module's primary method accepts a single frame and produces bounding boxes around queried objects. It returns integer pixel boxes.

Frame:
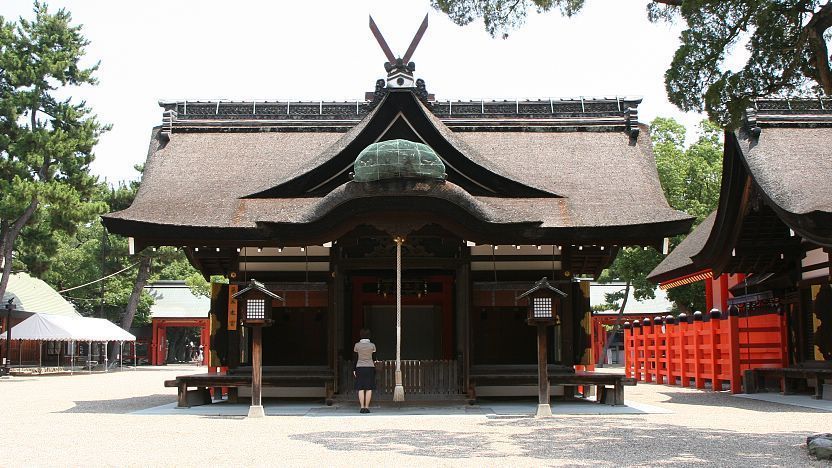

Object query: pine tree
[0,2,107,303]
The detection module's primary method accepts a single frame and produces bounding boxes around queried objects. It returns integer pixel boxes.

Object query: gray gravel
[0,365,829,467]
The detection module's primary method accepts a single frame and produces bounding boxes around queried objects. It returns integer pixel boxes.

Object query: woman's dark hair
[360,328,371,340]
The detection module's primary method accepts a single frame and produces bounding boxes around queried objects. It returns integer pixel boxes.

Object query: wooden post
[678,315,688,387]
[693,312,704,389]
[536,323,552,417]
[709,309,720,390]
[643,319,654,383]
[248,325,265,418]
[728,309,742,393]
[623,323,632,379]
[666,317,674,386]
[632,321,642,382]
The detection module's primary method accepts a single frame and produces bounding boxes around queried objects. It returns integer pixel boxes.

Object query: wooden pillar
[641,317,655,383]
[536,323,552,417]
[200,321,210,366]
[332,260,345,394]
[248,325,265,418]
[623,323,632,379]
[455,255,471,399]
[633,321,642,382]
[709,310,721,390]
[728,309,742,393]
[693,312,704,389]
[678,312,691,387]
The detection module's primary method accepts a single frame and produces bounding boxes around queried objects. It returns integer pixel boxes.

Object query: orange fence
[624,309,788,393]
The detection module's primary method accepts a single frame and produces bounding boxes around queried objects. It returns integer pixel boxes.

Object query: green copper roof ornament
[353,139,446,183]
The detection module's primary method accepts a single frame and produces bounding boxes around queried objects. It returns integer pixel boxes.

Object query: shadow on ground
[58,394,175,414]
[655,390,822,413]
[292,419,811,465]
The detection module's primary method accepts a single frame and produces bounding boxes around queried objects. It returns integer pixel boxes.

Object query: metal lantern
[517,277,568,418]
[518,277,566,325]
[232,280,283,326]
[230,280,284,418]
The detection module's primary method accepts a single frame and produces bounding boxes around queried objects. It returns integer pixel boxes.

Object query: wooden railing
[342,359,461,397]
[624,310,788,393]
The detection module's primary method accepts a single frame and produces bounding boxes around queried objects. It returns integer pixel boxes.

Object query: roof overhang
[659,270,713,290]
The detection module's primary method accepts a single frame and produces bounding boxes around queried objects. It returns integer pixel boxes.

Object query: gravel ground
[0,365,830,467]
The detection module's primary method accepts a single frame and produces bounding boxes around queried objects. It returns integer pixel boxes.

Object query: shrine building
[102,22,691,402]
[649,99,832,377]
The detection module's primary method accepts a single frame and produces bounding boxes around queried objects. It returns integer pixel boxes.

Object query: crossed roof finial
[369,14,428,86]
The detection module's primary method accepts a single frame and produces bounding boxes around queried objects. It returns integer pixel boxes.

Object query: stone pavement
[1,365,830,466]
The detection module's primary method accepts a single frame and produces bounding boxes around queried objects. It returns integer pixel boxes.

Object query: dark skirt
[354,366,376,391]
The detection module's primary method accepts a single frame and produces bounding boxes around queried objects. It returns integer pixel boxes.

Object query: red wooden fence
[624,309,788,393]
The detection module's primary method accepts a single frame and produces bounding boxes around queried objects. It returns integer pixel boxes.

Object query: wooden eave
[690,131,803,277]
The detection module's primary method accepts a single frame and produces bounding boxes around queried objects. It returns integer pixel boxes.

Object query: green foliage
[652,117,722,224]
[431,0,584,38]
[0,2,107,302]
[596,117,722,314]
[433,0,832,124]
[39,218,154,325]
[186,274,228,299]
[18,163,203,327]
[661,1,832,126]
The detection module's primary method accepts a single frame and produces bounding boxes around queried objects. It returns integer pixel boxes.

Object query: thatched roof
[648,99,832,283]
[103,89,691,245]
[648,211,716,283]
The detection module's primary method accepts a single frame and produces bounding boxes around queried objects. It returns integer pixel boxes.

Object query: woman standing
[353,328,376,413]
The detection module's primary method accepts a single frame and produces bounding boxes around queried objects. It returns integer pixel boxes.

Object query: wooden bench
[164,367,335,408]
[744,367,832,399]
[469,366,635,406]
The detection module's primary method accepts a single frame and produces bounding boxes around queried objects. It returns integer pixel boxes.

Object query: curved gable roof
[103,89,691,246]
[649,99,832,283]
[243,90,557,199]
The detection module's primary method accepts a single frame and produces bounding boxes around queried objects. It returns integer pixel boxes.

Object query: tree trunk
[0,199,40,305]
[807,3,832,94]
[597,281,631,368]
[120,255,152,330]
[673,301,689,315]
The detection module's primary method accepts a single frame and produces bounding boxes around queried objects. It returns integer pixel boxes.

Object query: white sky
[1,0,713,184]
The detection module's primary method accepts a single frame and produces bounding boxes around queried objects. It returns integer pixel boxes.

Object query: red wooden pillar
[778,309,789,367]
[652,318,663,384]
[679,315,689,386]
[635,320,644,382]
[624,322,632,379]
[665,317,675,386]
[705,279,714,313]
[644,318,655,383]
[709,309,721,390]
[199,319,210,366]
[693,311,705,389]
[151,320,167,366]
[655,317,664,385]
[634,321,644,382]
[727,308,742,393]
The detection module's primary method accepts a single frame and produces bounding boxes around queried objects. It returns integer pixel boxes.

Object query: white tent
[1,313,135,373]
[0,314,135,341]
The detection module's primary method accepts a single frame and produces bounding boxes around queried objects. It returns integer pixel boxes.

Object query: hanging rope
[58,261,141,293]
[396,236,402,371]
[393,236,405,402]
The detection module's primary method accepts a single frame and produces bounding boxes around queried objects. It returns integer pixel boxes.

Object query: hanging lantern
[517,277,567,325]
[232,280,284,326]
